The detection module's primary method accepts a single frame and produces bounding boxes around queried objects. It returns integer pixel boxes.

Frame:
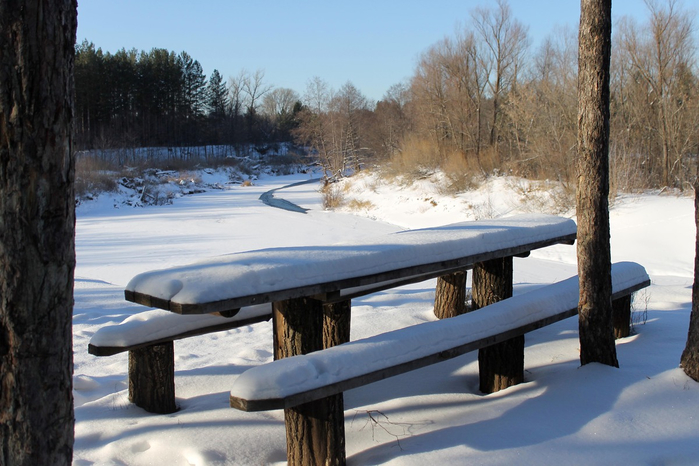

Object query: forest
[75,0,698,191]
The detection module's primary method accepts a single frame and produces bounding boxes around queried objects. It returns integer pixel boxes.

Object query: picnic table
[121,214,582,464]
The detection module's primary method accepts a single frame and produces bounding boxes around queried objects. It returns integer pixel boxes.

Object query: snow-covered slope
[72,172,699,466]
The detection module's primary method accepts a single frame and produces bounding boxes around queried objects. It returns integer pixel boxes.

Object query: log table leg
[273,297,349,466]
[128,342,177,414]
[612,294,632,339]
[472,256,524,393]
[434,271,468,319]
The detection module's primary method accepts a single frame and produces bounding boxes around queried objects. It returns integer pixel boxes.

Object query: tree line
[74,41,302,153]
[75,0,697,190]
[294,0,698,190]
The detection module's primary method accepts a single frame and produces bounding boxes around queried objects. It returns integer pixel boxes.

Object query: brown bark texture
[273,297,347,466]
[680,183,699,381]
[576,0,618,368]
[128,343,177,414]
[0,1,77,464]
[434,271,467,319]
[472,257,524,393]
[323,300,351,348]
[612,295,632,339]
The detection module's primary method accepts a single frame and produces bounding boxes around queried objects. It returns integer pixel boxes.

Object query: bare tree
[576,0,618,367]
[617,0,697,187]
[472,0,529,154]
[0,0,77,464]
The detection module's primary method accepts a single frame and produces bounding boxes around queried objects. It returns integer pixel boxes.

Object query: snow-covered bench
[107,215,576,417]
[87,304,273,414]
[229,262,650,464]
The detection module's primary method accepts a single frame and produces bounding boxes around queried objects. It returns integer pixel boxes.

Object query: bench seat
[88,304,272,356]
[229,261,650,411]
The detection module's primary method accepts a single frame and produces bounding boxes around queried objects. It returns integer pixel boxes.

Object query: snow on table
[125,214,576,312]
[229,262,650,406]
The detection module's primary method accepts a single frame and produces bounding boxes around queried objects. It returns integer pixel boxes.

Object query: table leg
[273,297,347,466]
[434,271,468,319]
[472,256,524,393]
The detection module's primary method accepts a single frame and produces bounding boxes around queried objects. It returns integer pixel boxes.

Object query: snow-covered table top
[125,214,576,314]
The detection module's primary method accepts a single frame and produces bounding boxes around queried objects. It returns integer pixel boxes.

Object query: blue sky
[77,1,654,102]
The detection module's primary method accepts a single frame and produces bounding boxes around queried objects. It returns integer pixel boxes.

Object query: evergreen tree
[207,69,229,117]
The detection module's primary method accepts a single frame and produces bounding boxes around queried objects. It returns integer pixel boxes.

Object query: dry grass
[321,183,344,209]
[75,155,121,199]
[346,198,375,211]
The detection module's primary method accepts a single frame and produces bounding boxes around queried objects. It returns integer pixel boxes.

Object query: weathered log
[472,257,524,393]
[434,271,468,319]
[273,297,347,466]
[128,342,177,414]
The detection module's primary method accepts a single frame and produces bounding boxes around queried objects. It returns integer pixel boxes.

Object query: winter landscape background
[71,169,699,465]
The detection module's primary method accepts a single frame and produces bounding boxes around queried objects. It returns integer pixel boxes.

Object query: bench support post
[128,342,177,414]
[273,297,347,466]
[612,294,632,339]
[434,271,467,319]
[473,257,524,393]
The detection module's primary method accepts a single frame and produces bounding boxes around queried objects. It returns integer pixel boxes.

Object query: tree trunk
[434,272,467,319]
[577,0,618,367]
[680,180,699,380]
[472,257,523,393]
[128,343,177,414]
[0,1,77,464]
[273,298,347,466]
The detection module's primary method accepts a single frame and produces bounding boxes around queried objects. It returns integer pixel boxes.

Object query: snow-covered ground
[73,170,699,465]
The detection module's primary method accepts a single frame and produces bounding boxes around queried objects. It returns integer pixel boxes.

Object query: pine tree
[1,0,77,463]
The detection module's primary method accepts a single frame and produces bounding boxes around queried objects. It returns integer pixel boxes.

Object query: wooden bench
[114,214,578,461]
[229,262,650,464]
[88,304,272,414]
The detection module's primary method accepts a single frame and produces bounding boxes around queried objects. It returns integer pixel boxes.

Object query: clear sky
[77,0,656,102]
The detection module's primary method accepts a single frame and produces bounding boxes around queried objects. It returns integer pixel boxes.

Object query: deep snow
[73,171,699,465]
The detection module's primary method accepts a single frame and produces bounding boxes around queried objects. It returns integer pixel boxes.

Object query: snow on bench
[88,304,272,356]
[229,262,650,411]
[124,214,576,314]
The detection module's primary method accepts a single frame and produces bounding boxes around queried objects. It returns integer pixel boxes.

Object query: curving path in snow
[258,177,321,213]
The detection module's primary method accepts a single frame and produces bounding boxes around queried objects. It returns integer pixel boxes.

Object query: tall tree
[472,0,529,153]
[576,0,618,367]
[680,173,699,380]
[0,0,77,464]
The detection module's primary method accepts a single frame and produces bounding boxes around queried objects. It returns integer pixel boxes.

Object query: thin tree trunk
[680,179,699,380]
[434,272,467,319]
[0,1,77,464]
[472,257,523,393]
[577,0,618,367]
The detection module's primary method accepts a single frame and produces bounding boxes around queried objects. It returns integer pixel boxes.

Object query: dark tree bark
[680,181,699,381]
[576,0,618,368]
[129,343,177,414]
[434,272,467,319]
[472,257,524,393]
[273,298,346,466]
[0,1,77,464]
